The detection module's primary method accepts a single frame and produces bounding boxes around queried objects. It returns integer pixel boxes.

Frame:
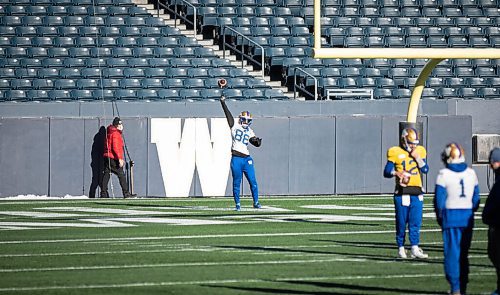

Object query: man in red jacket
[100,117,136,198]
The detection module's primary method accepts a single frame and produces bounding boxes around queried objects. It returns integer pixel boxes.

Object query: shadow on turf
[214,245,332,255]
[315,240,487,256]
[204,280,438,295]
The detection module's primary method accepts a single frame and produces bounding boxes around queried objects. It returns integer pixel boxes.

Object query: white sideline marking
[0,257,367,273]
[1,228,488,245]
[302,205,393,210]
[0,244,341,258]
[0,211,83,218]
[0,271,494,292]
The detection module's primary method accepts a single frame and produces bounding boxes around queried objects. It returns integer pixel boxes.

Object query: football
[399,171,411,187]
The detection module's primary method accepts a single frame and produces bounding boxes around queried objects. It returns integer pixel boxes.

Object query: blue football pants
[393,195,423,247]
[443,226,473,294]
[231,155,258,206]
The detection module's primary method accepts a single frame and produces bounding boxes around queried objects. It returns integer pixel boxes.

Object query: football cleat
[398,246,407,259]
[235,204,241,211]
[441,142,465,164]
[239,111,253,128]
[410,246,428,259]
[401,127,419,152]
[253,202,262,209]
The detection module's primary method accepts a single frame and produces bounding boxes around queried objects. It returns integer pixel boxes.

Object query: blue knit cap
[490,147,500,164]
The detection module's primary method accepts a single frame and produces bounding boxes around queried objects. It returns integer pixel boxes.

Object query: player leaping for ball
[384,127,429,259]
[218,79,262,211]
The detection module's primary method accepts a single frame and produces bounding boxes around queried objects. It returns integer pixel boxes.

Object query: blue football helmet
[239,111,252,128]
[441,142,465,164]
[401,127,419,152]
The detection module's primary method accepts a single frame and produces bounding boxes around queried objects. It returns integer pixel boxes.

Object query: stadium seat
[48,90,71,101]
[144,68,166,78]
[478,87,499,99]
[119,78,141,89]
[59,68,81,79]
[163,78,184,89]
[27,90,50,101]
[93,89,115,100]
[32,79,54,89]
[140,78,163,89]
[70,89,93,100]
[157,89,179,100]
[136,89,158,100]
[3,90,25,102]
[394,89,412,99]
[115,89,137,100]
[167,68,189,78]
[374,88,393,99]
[98,79,119,89]
[184,78,206,89]
[76,79,99,89]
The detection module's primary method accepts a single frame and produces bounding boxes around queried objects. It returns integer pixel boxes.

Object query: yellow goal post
[312,0,500,123]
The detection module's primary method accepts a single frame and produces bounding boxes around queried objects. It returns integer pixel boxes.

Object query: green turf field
[0,196,495,295]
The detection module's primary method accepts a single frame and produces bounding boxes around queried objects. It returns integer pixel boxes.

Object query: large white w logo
[150,118,231,197]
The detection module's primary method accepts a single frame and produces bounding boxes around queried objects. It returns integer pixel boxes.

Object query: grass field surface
[0,196,495,295]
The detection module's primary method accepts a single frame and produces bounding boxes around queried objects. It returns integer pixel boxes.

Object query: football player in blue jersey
[434,143,480,295]
[384,127,429,259]
[218,79,262,211]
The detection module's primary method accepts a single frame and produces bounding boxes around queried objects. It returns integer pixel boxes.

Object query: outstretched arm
[218,79,234,128]
[220,98,234,128]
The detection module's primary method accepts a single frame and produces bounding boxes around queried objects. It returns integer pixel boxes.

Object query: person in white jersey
[434,143,480,295]
[218,79,262,211]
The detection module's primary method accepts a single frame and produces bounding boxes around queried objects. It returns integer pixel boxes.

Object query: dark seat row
[0,57,233,69]
[0,77,270,90]
[0,15,166,27]
[0,25,182,37]
[1,5,149,16]
[0,67,254,79]
[0,87,287,102]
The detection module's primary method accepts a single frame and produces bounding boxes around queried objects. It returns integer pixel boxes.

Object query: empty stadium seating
[0,0,287,102]
[0,0,499,102]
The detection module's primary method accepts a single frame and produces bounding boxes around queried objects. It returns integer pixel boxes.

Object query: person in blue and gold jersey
[384,127,429,259]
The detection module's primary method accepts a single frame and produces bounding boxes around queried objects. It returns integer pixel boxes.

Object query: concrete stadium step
[133,0,302,100]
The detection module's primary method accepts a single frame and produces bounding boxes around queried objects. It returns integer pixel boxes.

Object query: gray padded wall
[83,118,101,198]
[335,116,383,194]
[49,118,85,197]
[288,117,336,195]
[0,118,49,196]
[147,140,166,197]
[426,116,473,192]
[251,118,290,196]
[0,115,474,197]
[120,118,148,197]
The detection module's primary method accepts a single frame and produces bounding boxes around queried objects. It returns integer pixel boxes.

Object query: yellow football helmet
[401,127,419,152]
[441,143,465,164]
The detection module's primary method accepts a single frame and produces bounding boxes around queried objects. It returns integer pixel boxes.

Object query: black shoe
[123,193,137,198]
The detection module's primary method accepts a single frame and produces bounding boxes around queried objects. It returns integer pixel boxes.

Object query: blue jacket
[483,179,500,227]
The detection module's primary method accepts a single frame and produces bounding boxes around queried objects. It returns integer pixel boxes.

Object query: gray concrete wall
[0,115,483,197]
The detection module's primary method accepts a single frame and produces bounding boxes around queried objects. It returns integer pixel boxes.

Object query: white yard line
[0,257,368,273]
[0,244,340,258]
[0,271,494,292]
[0,228,488,245]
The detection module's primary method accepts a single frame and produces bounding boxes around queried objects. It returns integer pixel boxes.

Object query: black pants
[488,227,500,292]
[100,157,129,198]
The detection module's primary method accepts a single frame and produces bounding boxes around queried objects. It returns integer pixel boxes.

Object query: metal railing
[157,0,197,37]
[293,67,318,100]
[222,26,265,79]
[326,89,374,100]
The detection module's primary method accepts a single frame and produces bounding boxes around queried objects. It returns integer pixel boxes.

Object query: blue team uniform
[220,99,262,210]
[434,162,480,294]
